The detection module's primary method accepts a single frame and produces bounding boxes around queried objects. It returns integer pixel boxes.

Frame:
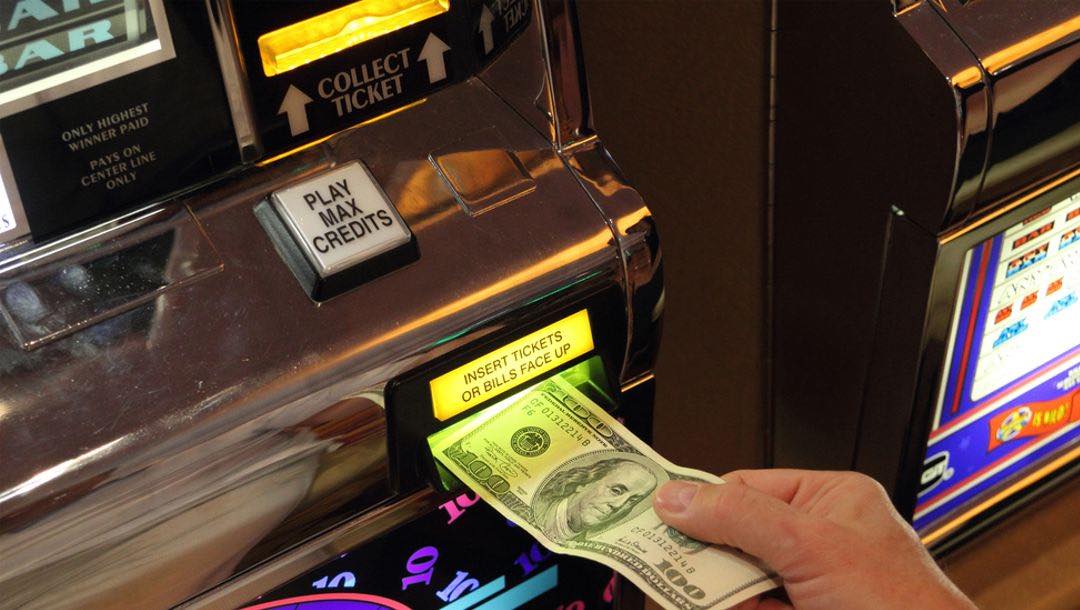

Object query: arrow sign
[278,84,314,136]
[479,6,495,54]
[418,33,450,83]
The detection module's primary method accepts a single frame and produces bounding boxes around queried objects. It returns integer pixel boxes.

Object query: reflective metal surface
[477,0,553,141]
[564,140,663,384]
[937,0,1080,215]
[896,0,990,227]
[179,489,439,610]
[0,204,222,350]
[898,0,1080,228]
[204,0,263,161]
[0,4,662,607]
[537,0,593,151]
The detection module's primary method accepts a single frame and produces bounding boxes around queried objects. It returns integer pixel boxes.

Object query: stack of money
[431,376,781,610]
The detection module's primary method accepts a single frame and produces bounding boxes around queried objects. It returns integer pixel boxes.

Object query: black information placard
[235,1,471,156]
[235,0,533,157]
[472,0,533,65]
[0,2,240,239]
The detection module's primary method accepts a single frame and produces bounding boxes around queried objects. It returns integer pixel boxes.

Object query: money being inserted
[430,376,781,610]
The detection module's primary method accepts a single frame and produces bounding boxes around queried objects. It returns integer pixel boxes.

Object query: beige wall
[577,0,771,475]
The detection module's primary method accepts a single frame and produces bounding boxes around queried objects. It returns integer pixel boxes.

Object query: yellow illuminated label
[430,310,594,420]
[258,0,450,76]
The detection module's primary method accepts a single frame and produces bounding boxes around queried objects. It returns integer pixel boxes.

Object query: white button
[271,162,411,277]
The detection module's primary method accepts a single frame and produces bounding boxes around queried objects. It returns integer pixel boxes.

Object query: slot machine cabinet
[0,1,663,609]
[772,0,1079,554]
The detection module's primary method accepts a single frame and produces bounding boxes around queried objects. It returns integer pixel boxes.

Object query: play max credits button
[271,162,412,278]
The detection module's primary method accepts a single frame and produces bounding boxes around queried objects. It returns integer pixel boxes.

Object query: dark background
[573,4,1077,610]
[577,0,771,475]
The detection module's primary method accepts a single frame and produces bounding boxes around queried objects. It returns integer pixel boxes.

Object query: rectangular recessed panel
[431,126,536,215]
[270,161,412,277]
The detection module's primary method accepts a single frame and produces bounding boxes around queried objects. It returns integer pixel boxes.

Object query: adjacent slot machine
[773,0,1078,554]
[911,183,1080,546]
[0,1,663,609]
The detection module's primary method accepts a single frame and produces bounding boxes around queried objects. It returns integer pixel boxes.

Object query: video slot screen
[915,190,1080,536]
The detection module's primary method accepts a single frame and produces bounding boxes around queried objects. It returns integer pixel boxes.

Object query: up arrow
[278,84,314,136]
[479,6,495,54]
[418,33,450,83]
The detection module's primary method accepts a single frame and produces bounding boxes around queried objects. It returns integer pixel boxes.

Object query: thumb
[654,480,809,569]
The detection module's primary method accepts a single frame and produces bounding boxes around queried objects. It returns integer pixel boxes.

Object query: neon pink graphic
[240,593,412,610]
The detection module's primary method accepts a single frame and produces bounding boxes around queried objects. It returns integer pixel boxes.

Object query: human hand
[653,469,976,610]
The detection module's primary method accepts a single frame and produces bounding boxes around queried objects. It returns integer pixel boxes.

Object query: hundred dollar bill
[431,376,781,610]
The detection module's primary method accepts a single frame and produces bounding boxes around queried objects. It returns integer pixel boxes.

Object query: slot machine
[772,0,1079,554]
[0,1,663,609]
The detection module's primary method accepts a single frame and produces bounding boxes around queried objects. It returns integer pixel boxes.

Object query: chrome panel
[942,0,1080,214]
[896,0,990,228]
[478,5,554,142]
[932,0,1079,73]
[429,126,537,216]
[563,140,663,384]
[536,0,593,151]
[977,36,1080,209]
[179,490,440,610]
[478,0,594,151]
[906,0,1080,225]
[0,204,222,350]
[0,76,629,609]
[204,0,262,161]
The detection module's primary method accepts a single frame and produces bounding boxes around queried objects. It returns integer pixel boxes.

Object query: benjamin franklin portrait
[533,454,664,542]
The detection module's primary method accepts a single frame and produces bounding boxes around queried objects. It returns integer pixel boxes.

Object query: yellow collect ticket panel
[430,310,594,420]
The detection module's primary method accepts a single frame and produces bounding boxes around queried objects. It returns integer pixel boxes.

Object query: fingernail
[655,481,700,514]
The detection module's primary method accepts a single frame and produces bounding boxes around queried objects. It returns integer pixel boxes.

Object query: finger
[732,598,759,610]
[654,480,810,566]
[756,599,793,610]
[732,597,792,610]
[730,595,764,608]
[721,469,848,504]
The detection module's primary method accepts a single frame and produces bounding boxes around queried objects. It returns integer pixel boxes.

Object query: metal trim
[204,0,263,161]
[176,490,439,609]
[535,0,593,151]
[940,164,1080,244]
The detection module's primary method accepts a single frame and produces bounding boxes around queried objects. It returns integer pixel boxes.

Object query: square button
[430,127,535,215]
[271,162,411,278]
